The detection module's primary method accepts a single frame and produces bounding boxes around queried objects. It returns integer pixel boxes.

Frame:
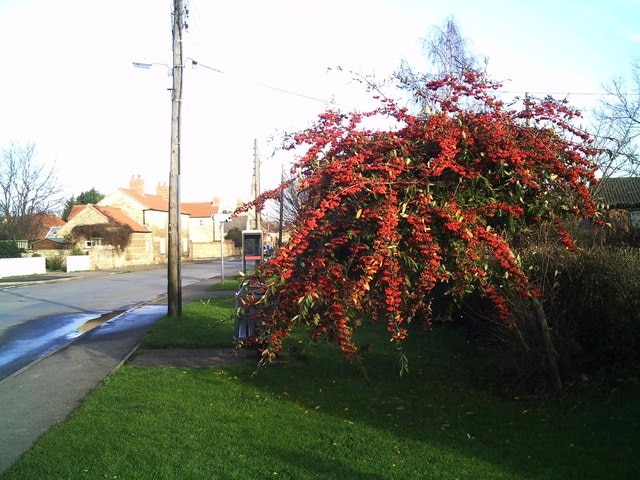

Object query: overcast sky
[0,0,638,209]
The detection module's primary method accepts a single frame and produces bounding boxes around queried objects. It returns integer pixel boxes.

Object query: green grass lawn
[207,275,245,293]
[2,297,638,480]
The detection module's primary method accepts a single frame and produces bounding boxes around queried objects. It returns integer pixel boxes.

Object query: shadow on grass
[263,446,386,480]
[6,296,635,480]
[135,295,640,479]
[236,323,639,480]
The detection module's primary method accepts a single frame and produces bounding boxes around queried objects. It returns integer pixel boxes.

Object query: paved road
[0,259,242,380]
[0,259,239,334]
[0,265,236,474]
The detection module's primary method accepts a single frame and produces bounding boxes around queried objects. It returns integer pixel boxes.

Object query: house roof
[120,188,169,212]
[67,205,86,220]
[37,213,66,228]
[181,202,219,218]
[93,205,150,233]
[66,204,149,233]
[595,177,640,209]
[29,213,66,240]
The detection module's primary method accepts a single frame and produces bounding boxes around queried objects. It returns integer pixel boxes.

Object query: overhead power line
[186,58,338,106]
[183,58,640,106]
[499,90,640,97]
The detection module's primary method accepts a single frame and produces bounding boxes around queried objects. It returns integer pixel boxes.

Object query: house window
[630,210,640,228]
[199,219,207,227]
[84,238,103,248]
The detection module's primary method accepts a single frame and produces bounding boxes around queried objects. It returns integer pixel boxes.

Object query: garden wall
[67,255,91,272]
[0,257,46,278]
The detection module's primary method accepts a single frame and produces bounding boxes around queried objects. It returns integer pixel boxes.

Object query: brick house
[56,204,154,269]
[11,213,67,251]
[97,175,191,263]
[14,213,67,256]
[56,175,248,268]
[182,197,220,243]
[182,197,228,259]
[33,213,66,243]
[591,177,640,245]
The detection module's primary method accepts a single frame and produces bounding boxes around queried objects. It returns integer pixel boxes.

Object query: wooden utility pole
[253,138,261,230]
[278,164,284,247]
[167,0,184,317]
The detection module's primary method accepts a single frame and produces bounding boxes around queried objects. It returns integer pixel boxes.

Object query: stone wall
[191,240,238,259]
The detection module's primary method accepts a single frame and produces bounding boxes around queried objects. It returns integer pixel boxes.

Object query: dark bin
[234,281,266,340]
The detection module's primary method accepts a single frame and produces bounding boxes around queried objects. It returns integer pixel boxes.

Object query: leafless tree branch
[0,142,64,241]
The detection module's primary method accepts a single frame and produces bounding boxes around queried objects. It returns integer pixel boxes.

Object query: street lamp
[132,62,172,75]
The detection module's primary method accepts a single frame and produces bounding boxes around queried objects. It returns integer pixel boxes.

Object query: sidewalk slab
[0,274,229,474]
[0,305,163,473]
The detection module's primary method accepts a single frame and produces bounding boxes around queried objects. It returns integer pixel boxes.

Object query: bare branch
[590,61,640,182]
[395,16,487,113]
[0,142,64,241]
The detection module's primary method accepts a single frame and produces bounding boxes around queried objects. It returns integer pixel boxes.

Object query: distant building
[96,175,190,262]
[56,204,153,269]
[54,175,244,268]
[594,177,640,228]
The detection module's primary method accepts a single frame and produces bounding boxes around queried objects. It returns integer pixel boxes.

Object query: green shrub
[550,247,640,374]
[0,240,25,258]
[226,227,242,248]
[463,244,640,393]
[46,254,66,272]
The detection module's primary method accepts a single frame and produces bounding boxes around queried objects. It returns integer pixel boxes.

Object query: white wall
[0,257,46,278]
[67,255,91,272]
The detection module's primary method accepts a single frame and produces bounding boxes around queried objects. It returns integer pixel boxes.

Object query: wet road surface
[0,310,124,380]
[0,259,241,381]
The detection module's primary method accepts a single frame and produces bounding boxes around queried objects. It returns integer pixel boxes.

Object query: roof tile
[121,188,169,211]
[93,206,150,233]
[181,202,219,218]
[595,177,640,208]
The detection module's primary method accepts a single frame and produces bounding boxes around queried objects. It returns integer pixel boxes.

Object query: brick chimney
[156,182,169,199]
[210,196,221,212]
[129,175,144,194]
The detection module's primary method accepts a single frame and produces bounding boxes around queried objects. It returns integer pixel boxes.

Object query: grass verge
[1,297,638,480]
[207,275,244,293]
[139,297,236,349]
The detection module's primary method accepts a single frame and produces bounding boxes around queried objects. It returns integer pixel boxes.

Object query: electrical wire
[186,58,339,106]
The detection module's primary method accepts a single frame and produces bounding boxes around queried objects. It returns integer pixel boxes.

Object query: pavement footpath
[0,272,222,474]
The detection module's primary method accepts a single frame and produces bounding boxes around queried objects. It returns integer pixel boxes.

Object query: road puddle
[76,310,125,333]
[0,310,128,380]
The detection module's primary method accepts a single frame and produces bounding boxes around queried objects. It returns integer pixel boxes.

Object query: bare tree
[279,172,307,226]
[425,16,480,78]
[265,171,307,229]
[396,16,486,112]
[590,60,640,183]
[0,142,64,241]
